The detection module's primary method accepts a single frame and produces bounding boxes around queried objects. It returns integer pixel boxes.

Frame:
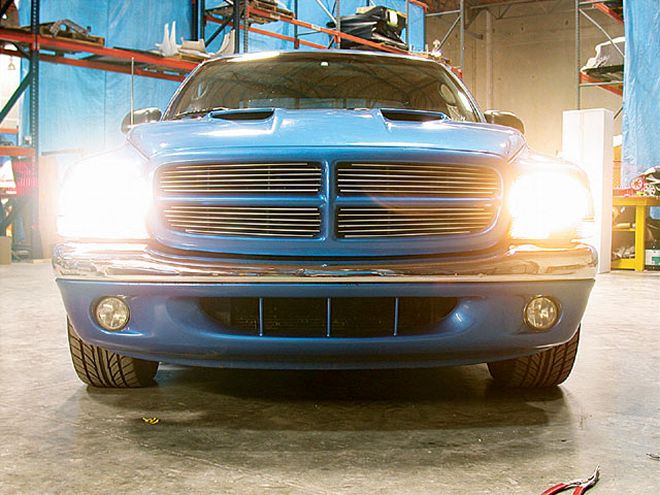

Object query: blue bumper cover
[57,278,593,370]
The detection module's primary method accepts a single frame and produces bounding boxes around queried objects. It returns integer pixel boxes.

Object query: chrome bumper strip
[53,243,597,283]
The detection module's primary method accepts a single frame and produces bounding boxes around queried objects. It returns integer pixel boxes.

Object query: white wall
[426,0,624,157]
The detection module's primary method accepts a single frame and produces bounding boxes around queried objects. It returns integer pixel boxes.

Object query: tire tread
[488,327,580,388]
[67,319,158,388]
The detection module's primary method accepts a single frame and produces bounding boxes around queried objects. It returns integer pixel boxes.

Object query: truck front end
[54,51,596,388]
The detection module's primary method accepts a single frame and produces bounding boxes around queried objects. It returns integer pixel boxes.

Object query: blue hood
[128,108,525,160]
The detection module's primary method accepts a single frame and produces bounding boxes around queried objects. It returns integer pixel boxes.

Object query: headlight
[508,170,593,241]
[58,153,150,240]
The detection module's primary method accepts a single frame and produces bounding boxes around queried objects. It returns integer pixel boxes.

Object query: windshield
[166,52,480,122]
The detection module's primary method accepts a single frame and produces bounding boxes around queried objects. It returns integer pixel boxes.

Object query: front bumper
[54,243,597,369]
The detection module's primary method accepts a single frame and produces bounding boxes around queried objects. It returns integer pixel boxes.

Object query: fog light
[524,296,558,331]
[94,297,130,331]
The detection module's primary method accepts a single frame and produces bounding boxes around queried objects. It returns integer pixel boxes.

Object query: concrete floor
[0,263,658,494]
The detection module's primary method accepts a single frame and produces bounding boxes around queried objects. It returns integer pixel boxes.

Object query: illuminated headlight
[58,156,150,240]
[508,171,593,241]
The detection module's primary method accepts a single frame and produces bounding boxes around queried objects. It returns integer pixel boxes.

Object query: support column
[233,0,241,54]
[485,9,493,109]
[29,0,42,258]
[459,0,465,71]
[191,0,199,40]
[575,0,581,109]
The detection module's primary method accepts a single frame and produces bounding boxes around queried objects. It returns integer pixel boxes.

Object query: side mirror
[484,110,525,134]
[121,107,162,134]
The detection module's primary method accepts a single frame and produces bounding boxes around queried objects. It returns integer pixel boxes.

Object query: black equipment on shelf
[327,6,407,51]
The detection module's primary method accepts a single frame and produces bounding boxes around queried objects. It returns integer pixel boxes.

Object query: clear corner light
[508,171,593,241]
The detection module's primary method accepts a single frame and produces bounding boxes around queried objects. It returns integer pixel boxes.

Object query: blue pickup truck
[54,50,596,388]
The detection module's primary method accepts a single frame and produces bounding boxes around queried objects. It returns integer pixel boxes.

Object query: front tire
[67,318,158,388]
[487,326,580,388]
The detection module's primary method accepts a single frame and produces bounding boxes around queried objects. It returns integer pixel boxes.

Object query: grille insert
[337,163,499,197]
[159,162,322,194]
[337,206,496,238]
[200,297,458,338]
[163,205,321,238]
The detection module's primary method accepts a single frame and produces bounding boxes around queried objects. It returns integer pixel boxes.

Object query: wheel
[487,326,580,388]
[67,318,158,388]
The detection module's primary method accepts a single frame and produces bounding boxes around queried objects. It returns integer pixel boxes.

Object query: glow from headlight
[508,171,593,240]
[58,158,150,240]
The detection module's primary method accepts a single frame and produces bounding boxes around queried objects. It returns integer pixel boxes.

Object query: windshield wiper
[173,106,231,119]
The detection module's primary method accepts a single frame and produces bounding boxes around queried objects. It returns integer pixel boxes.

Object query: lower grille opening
[398,297,459,335]
[265,298,327,337]
[331,298,395,338]
[200,297,458,338]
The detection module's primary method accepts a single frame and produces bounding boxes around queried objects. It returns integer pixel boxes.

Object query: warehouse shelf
[205,13,326,50]
[0,20,197,258]
[2,0,430,258]
[0,145,34,157]
[201,0,427,56]
[579,71,623,97]
[424,0,469,71]
[576,0,624,107]
[593,1,623,24]
[0,27,196,82]
[0,0,204,258]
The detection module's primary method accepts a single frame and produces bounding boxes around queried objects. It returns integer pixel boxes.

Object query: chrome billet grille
[337,206,495,238]
[159,163,322,194]
[337,163,499,197]
[163,206,321,238]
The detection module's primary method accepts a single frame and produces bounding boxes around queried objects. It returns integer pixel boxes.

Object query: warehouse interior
[1,1,659,493]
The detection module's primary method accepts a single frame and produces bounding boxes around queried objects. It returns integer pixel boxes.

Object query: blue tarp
[622,0,660,186]
[19,1,425,155]
[19,1,191,154]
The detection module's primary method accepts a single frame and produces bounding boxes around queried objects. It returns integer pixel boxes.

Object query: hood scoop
[210,108,275,121]
[380,108,448,123]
